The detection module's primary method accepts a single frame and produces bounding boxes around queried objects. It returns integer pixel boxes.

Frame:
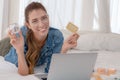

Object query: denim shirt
[4,26,64,73]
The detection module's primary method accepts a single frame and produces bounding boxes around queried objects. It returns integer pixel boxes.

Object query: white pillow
[61,30,120,51]
[76,32,107,51]
[104,33,120,51]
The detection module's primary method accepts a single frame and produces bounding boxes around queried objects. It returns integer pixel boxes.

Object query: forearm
[61,44,68,53]
[17,50,29,75]
[61,49,68,53]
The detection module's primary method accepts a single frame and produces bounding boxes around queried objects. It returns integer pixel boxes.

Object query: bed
[0,30,120,80]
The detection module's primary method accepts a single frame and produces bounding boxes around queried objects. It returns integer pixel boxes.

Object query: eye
[41,15,48,21]
[32,19,38,23]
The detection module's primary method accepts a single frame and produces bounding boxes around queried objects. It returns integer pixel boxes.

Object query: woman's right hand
[61,33,79,53]
[8,30,24,54]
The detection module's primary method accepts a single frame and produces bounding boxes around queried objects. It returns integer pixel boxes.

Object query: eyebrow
[31,15,48,21]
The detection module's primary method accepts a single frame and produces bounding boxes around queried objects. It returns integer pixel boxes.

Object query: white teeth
[37,29,46,32]
[41,29,46,31]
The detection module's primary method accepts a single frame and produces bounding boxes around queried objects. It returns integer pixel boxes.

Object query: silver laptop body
[47,53,97,80]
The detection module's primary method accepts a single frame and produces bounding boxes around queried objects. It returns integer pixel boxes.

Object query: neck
[34,34,47,43]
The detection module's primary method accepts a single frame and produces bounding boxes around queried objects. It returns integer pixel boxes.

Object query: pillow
[0,37,12,56]
[104,33,120,51]
[61,29,120,51]
[76,32,107,51]
[76,32,120,51]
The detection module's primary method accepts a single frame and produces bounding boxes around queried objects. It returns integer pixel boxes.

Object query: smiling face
[24,2,49,74]
[26,9,49,40]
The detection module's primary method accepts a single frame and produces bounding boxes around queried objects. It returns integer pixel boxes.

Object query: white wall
[0,0,4,39]
[0,0,9,39]
[0,0,3,27]
[9,0,20,24]
[0,0,20,39]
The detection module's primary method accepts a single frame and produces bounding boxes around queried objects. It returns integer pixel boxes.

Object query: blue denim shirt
[4,26,64,73]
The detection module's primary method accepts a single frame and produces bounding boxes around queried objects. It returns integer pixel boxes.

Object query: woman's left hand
[61,33,79,53]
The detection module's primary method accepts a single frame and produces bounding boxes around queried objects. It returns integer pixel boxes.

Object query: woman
[4,2,79,75]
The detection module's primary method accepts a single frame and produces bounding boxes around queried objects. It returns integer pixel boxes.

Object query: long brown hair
[25,2,47,74]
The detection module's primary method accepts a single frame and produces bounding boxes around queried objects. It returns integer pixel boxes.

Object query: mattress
[0,51,120,80]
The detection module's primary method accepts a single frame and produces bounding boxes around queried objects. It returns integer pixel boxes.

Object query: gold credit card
[66,22,78,33]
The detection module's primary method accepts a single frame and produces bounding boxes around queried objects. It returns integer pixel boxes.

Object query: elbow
[18,70,29,76]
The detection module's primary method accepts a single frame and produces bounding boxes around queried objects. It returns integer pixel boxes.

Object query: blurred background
[0,0,120,39]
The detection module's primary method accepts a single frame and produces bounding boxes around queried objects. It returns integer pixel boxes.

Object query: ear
[25,22,31,29]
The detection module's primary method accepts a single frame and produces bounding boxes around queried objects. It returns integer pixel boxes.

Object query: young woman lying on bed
[4,2,79,75]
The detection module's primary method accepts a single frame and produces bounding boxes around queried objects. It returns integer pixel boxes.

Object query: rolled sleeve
[4,47,18,66]
[53,30,64,53]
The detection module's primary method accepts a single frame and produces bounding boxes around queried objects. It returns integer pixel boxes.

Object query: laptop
[35,53,97,80]
[47,53,97,80]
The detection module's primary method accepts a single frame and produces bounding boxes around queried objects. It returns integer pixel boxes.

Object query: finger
[9,33,17,40]
[11,34,17,39]
[8,30,13,37]
[10,39,16,44]
[18,30,23,39]
[72,41,77,47]
[68,40,73,44]
[71,41,77,44]
[8,30,16,37]
[73,33,79,38]
[72,34,80,40]
[69,41,77,49]
[76,34,80,39]
[66,33,78,43]
[69,34,77,40]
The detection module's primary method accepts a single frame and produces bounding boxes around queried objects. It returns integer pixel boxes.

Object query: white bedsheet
[95,51,120,70]
[68,50,120,70]
[0,51,120,80]
[0,56,39,80]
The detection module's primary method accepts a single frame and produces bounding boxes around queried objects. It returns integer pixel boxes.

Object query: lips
[40,28,47,32]
[37,27,48,32]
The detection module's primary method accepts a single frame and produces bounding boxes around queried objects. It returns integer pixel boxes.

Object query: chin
[40,29,48,36]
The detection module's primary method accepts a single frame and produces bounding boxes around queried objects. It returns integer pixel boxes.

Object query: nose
[38,20,44,28]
